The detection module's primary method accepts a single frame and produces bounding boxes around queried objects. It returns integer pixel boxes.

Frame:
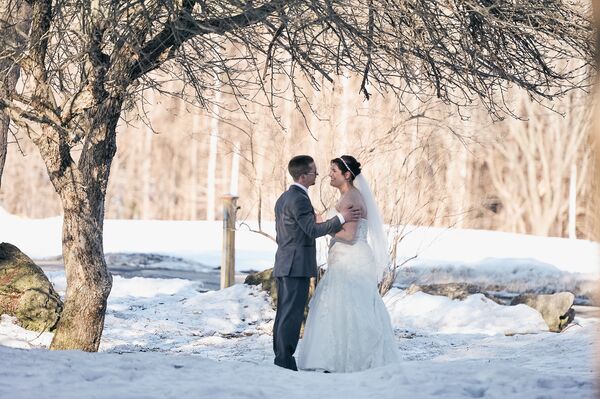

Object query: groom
[272,155,360,371]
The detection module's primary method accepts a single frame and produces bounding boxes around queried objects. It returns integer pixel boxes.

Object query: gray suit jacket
[273,185,343,277]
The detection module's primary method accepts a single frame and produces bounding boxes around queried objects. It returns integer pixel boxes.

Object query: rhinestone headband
[339,157,356,177]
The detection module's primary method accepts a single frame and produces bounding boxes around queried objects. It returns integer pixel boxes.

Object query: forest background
[2,70,592,241]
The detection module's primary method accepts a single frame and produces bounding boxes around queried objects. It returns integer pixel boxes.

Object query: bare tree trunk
[206,130,218,220]
[568,162,577,239]
[207,77,221,221]
[0,111,8,188]
[51,203,112,350]
[0,1,30,188]
[338,75,351,153]
[190,111,200,220]
[45,99,121,351]
[591,1,600,245]
[283,90,293,169]
[140,91,155,219]
[141,125,153,219]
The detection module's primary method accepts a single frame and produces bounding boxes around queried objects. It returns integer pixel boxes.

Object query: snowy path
[1,279,597,398]
[0,318,596,399]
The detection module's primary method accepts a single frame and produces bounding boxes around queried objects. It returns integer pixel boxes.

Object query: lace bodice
[355,218,369,242]
[326,209,368,243]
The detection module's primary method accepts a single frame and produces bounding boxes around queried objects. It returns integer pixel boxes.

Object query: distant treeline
[1,76,594,240]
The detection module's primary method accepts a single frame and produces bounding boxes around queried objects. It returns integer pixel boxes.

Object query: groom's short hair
[288,155,314,181]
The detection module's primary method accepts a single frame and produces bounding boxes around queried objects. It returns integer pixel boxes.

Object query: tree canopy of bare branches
[0,0,593,351]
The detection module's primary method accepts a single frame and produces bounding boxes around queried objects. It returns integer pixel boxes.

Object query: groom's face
[300,162,318,188]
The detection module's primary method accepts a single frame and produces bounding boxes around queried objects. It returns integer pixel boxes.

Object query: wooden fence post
[220,194,238,289]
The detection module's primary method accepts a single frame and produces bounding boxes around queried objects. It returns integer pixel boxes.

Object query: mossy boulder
[244,267,319,316]
[0,243,63,332]
[245,267,320,336]
[245,268,277,305]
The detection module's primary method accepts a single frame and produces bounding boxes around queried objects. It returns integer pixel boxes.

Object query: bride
[297,155,400,373]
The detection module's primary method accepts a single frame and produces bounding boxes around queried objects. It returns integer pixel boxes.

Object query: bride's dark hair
[331,155,361,181]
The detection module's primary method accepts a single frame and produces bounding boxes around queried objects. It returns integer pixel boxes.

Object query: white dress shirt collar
[292,182,309,196]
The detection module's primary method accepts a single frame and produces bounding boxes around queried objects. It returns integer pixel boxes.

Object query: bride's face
[329,163,346,188]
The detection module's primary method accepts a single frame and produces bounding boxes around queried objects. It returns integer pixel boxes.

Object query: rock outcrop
[0,243,63,332]
[510,292,575,332]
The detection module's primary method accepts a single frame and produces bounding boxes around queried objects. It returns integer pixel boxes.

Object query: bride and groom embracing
[272,155,400,373]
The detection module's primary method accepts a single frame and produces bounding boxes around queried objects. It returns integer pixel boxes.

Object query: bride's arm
[333,194,361,243]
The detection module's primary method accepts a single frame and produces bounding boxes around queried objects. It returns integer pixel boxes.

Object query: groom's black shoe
[274,357,298,371]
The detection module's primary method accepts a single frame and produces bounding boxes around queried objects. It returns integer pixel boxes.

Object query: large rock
[0,243,63,332]
[245,267,320,336]
[244,267,321,307]
[245,268,277,305]
[510,292,575,332]
[406,283,502,303]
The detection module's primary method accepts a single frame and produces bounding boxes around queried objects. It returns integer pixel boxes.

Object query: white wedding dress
[297,218,400,373]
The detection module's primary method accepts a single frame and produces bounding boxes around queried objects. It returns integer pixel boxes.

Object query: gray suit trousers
[272,276,310,371]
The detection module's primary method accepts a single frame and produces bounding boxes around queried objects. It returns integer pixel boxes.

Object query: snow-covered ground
[0,208,598,398]
[2,206,598,276]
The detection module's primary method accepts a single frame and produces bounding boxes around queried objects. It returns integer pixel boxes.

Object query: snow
[385,289,549,335]
[1,281,597,398]
[395,258,598,301]
[0,207,598,398]
[1,210,598,276]
[396,225,599,275]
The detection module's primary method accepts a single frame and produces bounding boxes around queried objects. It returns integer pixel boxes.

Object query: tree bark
[45,98,121,351]
[0,1,31,188]
[50,206,112,350]
[141,98,154,219]
[0,111,8,188]
[207,74,221,221]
